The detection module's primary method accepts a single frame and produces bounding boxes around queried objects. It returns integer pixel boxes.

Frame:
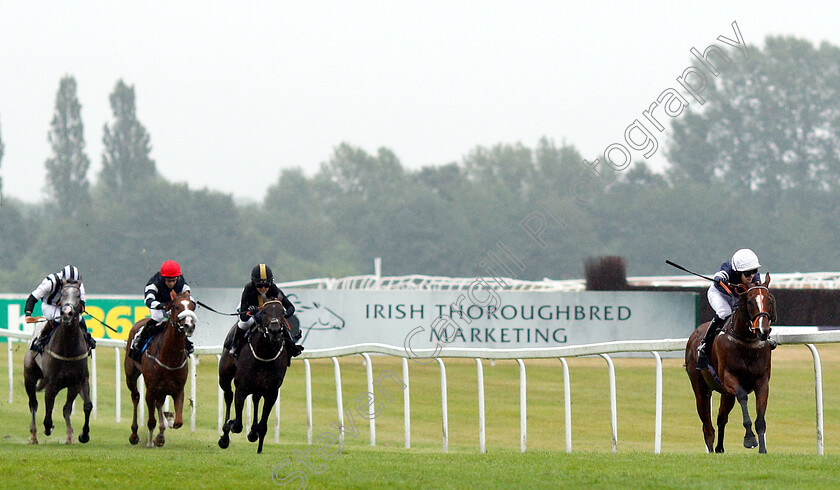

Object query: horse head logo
[287,294,346,343]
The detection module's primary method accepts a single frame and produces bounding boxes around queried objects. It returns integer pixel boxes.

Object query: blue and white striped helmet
[59,265,82,283]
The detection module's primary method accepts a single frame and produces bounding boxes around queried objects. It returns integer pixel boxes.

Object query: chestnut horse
[685,273,776,453]
[218,300,289,453]
[125,290,197,447]
[23,282,93,444]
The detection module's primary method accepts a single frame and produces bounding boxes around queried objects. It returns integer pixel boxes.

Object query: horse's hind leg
[755,381,770,453]
[78,378,93,443]
[690,376,715,452]
[735,387,758,449]
[715,394,736,453]
[125,362,141,445]
[62,386,79,444]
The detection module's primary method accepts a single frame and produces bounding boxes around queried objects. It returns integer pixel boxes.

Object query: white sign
[191,289,697,351]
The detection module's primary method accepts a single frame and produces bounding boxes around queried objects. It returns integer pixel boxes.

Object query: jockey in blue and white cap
[697,249,774,370]
[25,265,96,353]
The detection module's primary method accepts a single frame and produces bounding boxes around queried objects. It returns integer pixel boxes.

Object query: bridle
[248,300,285,362]
[743,285,772,336]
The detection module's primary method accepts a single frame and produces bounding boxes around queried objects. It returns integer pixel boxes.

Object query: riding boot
[128,321,155,361]
[768,338,778,350]
[230,327,248,358]
[80,318,96,350]
[30,321,55,353]
[185,338,194,356]
[282,325,304,359]
[697,315,725,370]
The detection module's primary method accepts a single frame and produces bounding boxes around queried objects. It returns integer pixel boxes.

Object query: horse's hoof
[65,437,74,445]
[715,447,724,453]
[79,433,89,444]
[173,422,183,430]
[129,433,140,445]
[29,436,38,445]
[44,427,52,436]
[744,437,758,449]
[154,435,165,447]
[232,422,243,434]
[247,431,259,443]
[218,436,229,449]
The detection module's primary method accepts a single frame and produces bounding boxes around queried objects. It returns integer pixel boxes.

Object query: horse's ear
[170,290,177,300]
[763,273,771,287]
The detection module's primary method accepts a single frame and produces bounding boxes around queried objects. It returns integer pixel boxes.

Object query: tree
[667,36,840,193]
[44,76,91,216]
[100,80,155,196]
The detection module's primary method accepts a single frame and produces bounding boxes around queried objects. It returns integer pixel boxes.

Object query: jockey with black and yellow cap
[229,264,303,360]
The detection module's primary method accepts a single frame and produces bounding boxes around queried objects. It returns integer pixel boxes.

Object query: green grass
[2,343,840,488]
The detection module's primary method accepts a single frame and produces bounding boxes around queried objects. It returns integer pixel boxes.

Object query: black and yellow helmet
[251,264,274,287]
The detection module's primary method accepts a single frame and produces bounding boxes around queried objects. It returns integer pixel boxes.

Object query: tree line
[1,36,839,295]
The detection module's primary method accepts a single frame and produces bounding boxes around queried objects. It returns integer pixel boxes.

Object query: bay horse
[685,273,776,453]
[125,290,197,447]
[218,300,290,453]
[23,282,93,444]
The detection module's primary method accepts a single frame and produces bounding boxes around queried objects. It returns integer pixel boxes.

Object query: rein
[195,300,239,316]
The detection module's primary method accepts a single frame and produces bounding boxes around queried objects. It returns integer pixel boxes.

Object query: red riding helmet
[160,260,182,278]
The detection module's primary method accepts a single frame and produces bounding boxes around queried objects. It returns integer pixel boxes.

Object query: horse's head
[59,281,82,326]
[168,290,197,338]
[257,300,286,344]
[737,273,775,341]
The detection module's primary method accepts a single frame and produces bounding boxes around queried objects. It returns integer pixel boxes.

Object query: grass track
[2,342,840,488]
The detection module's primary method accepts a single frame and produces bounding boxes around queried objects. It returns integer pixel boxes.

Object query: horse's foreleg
[219,380,235,448]
[248,395,262,443]
[78,378,93,443]
[755,380,770,454]
[145,392,158,448]
[231,389,247,434]
[172,390,185,429]
[43,385,58,437]
[257,391,278,454]
[735,387,757,449]
[62,386,79,444]
[715,394,736,453]
[153,399,167,447]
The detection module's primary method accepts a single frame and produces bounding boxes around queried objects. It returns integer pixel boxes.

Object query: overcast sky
[1,1,837,205]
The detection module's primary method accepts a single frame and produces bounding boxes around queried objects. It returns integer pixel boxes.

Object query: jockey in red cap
[128,260,193,362]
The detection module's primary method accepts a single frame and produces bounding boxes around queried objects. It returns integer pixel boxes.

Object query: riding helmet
[60,265,81,283]
[160,260,182,278]
[251,264,273,287]
[731,249,761,272]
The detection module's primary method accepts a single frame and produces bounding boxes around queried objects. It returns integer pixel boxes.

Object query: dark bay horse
[685,273,776,453]
[218,300,290,453]
[125,290,197,447]
[23,282,93,444]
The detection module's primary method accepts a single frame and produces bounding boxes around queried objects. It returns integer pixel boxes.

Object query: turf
[2,343,840,488]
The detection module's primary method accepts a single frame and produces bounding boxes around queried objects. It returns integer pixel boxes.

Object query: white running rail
[4,329,838,454]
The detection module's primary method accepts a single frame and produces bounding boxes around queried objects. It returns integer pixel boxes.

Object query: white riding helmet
[731,249,760,272]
